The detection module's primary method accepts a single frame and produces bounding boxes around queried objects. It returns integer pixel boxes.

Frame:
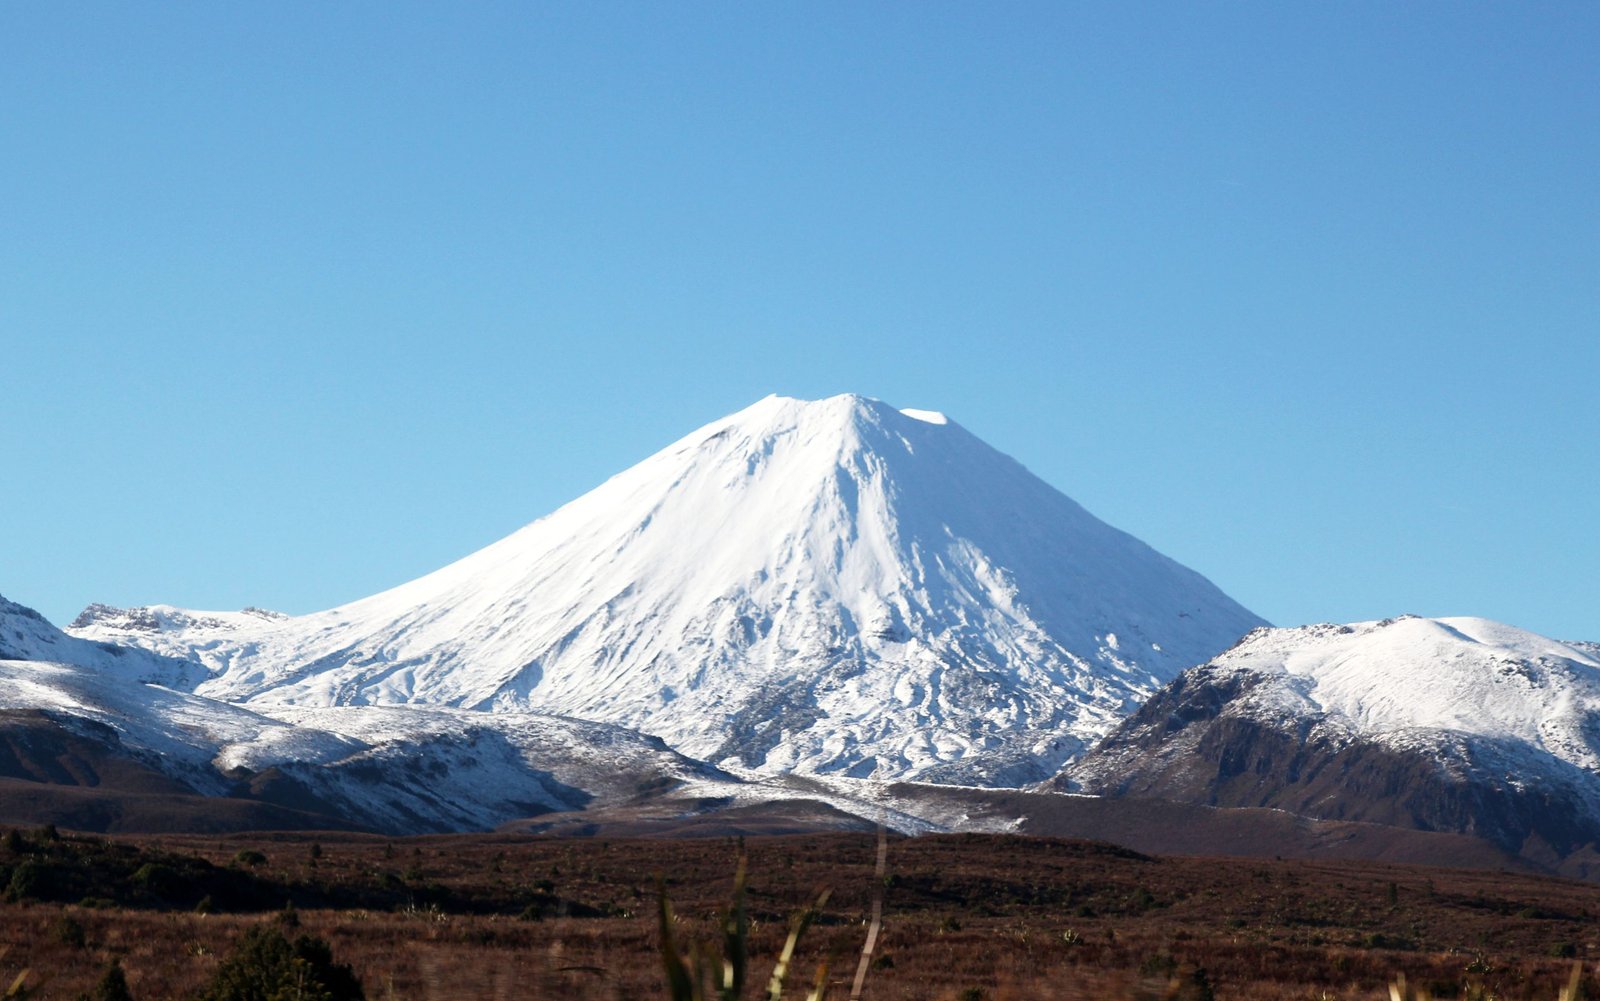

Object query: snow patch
[1194,615,1600,772]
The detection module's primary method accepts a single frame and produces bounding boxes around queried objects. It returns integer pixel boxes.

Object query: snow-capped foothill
[0,594,734,833]
[1062,615,1600,862]
[2,593,205,689]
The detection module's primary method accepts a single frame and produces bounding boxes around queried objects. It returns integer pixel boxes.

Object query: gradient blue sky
[3,4,1596,640]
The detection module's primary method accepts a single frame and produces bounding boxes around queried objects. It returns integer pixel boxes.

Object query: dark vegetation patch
[0,825,594,917]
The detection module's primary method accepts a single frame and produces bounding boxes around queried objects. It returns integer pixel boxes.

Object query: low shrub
[193,924,363,1001]
[82,961,133,1001]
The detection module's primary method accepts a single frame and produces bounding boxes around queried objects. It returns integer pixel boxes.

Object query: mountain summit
[72,394,1264,783]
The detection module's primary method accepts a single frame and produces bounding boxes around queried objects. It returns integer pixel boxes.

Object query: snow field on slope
[1215,616,1600,770]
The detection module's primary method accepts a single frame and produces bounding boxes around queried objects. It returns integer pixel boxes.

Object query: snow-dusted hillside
[1062,615,1600,859]
[1143,616,1600,768]
[0,594,728,832]
[2,594,203,689]
[73,393,1264,784]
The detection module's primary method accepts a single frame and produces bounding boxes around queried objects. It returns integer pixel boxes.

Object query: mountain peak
[719,393,957,440]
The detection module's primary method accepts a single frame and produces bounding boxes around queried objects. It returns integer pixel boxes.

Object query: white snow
[1,592,730,830]
[1203,615,1600,771]
[67,393,1264,785]
[0,595,203,690]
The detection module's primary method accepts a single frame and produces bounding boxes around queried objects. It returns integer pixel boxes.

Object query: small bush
[232,850,267,868]
[7,859,52,901]
[194,924,363,1001]
[1464,953,1494,976]
[1362,932,1417,951]
[130,863,179,899]
[83,960,134,1001]
[54,915,86,949]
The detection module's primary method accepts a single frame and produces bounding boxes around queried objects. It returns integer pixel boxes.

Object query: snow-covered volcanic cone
[73,394,1263,784]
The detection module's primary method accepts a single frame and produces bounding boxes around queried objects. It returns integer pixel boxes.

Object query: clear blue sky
[3,4,1596,640]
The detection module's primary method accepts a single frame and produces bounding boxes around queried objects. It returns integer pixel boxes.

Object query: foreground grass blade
[721,854,748,1001]
[849,826,888,1001]
[1559,962,1583,1001]
[658,876,696,1001]
[805,958,830,1001]
[768,888,832,1001]
[4,969,33,1001]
